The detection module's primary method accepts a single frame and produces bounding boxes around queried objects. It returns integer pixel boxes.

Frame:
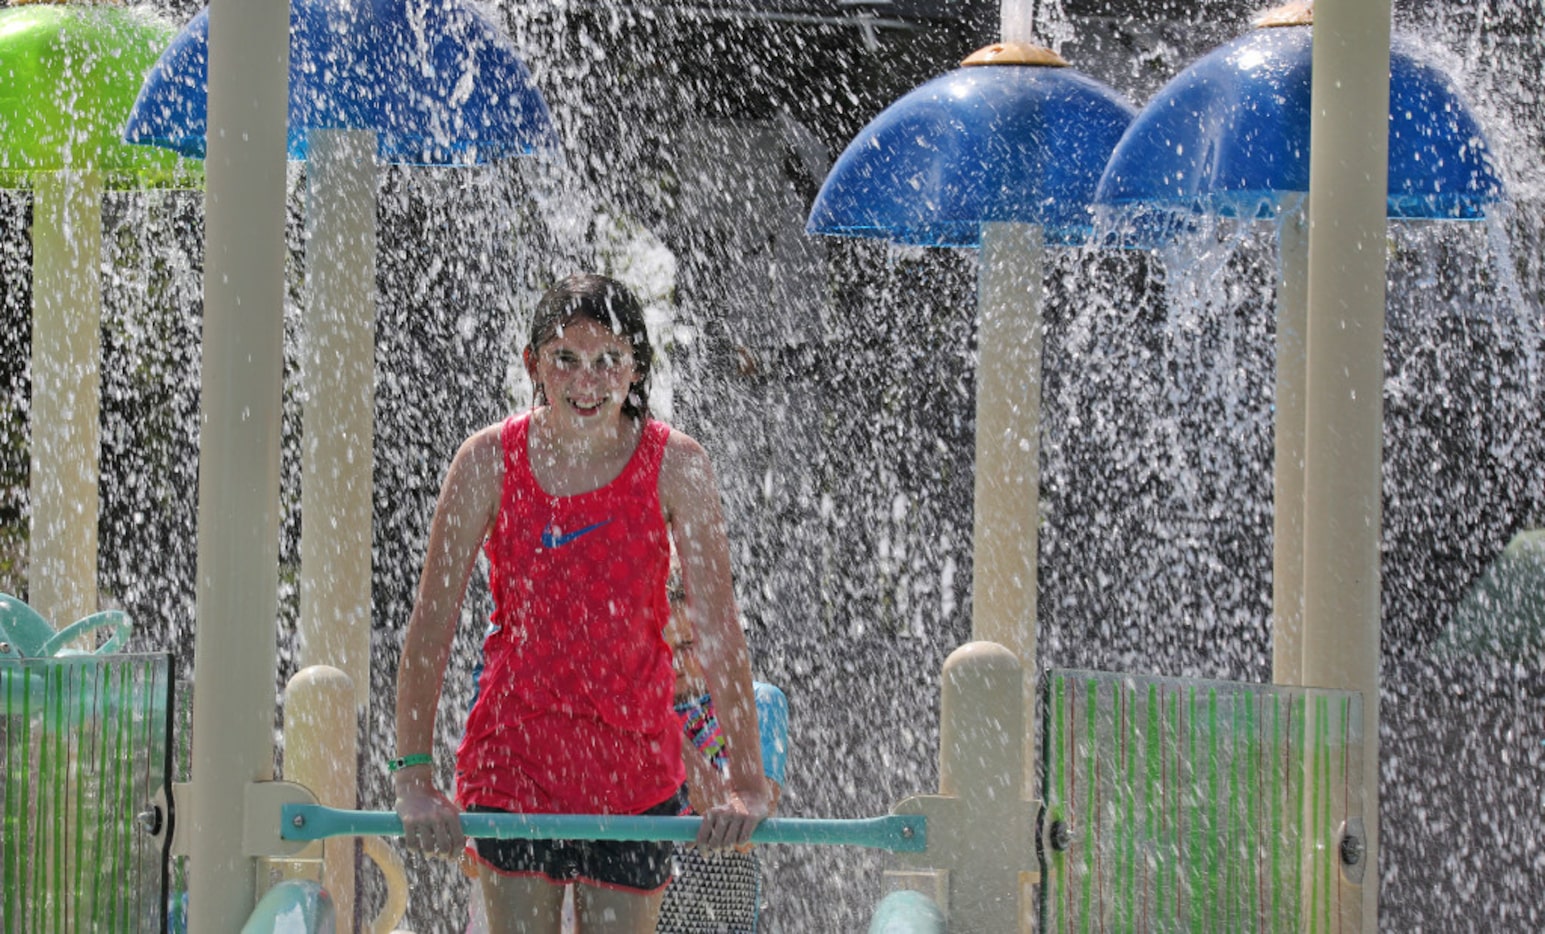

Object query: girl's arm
[659,429,774,850]
[392,424,503,856]
[680,695,784,851]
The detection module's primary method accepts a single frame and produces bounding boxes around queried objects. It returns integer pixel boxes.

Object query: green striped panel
[1040,669,1364,934]
[0,655,172,933]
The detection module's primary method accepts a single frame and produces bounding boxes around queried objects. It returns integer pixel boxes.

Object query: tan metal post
[185,0,290,928]
[28,169,103,629]
[975,6,1046,914]
[1303,0,1391,929]
[891,641,1039,933]
[299,128,378,713]
[1271,207,1308,683]
[971,221,1045,802]
[281,666,359,929]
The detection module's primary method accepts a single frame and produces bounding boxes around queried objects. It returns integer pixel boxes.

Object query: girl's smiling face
[527,317,638,424]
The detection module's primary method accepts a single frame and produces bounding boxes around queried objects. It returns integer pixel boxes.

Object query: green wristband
[387,753,433,773]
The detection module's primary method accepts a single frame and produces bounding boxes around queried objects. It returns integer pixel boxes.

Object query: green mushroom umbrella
[0,0,199,631]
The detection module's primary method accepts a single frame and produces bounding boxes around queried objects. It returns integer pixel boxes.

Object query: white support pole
[1302,1,1391,929]
[299,128,378,714]
[1271,208,1308,684]
[971,221,1044,801]
[28,169,103,629]
[185,0,291,928]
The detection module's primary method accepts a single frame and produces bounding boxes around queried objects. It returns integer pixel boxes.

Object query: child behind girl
[657,574,787,933]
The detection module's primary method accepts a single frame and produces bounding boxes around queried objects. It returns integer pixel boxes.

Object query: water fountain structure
[1082,4,1507,929]
[0,5,190,927]
[3,0,1545,926]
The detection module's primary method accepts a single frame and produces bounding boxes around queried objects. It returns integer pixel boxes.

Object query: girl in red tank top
[391,274,773,933]
[458,411,680,817]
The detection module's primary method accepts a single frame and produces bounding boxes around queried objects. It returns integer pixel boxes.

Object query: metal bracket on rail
[246,780,323,858]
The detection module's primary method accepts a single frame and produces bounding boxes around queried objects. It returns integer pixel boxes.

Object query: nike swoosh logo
[541,520,612,549]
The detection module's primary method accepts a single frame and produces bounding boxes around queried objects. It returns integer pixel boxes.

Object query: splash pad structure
[3,1,1545,932]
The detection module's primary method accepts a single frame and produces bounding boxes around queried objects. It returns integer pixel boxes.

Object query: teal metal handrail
[281,804,926,853]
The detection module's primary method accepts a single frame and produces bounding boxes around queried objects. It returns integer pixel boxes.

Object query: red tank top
[455,412,683,815]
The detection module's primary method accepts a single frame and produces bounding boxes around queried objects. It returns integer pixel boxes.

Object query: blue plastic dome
[1095,25,1503,227]
[806,51,1136,248]
[124,0,557,165]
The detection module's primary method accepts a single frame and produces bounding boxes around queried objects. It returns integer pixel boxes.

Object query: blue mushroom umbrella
[1096,10,1502,229]
[124,0,556,164]
[807,41,1135,752]
[1091,1,1505,684]
[808,42,1134,247]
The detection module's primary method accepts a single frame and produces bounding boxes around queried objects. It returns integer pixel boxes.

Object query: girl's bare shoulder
[451,422,502,460]
[657,426,727,533]
[659,425,715,487]
[445,422,508,495]
[466,420,507,450]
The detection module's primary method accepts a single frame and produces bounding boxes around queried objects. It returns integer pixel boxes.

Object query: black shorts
[468,788,688,893]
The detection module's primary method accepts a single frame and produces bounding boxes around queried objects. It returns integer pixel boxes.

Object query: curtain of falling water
[670,237,979,930]
[1377,208,1545,929]
[1039,221,1279,684]
[0,192,29,598]
[98,189,205,653]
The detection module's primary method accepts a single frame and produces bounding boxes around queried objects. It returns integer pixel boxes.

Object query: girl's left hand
[697,777,775,853]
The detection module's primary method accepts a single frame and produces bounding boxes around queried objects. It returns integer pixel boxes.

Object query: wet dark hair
[527,273,654,421]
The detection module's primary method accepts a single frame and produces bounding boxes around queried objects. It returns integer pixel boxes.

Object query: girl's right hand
[697,777,774,853]
[393,770,464,858]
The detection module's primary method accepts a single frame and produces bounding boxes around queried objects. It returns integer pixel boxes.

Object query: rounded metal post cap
[1252,1,1313,28]
[962,42,1068,68]
[285,664,353,693]
[942,640,1023,675]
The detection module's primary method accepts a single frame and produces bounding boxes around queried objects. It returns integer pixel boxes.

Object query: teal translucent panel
[1040,669,1365,934]
[1,654,173,933]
